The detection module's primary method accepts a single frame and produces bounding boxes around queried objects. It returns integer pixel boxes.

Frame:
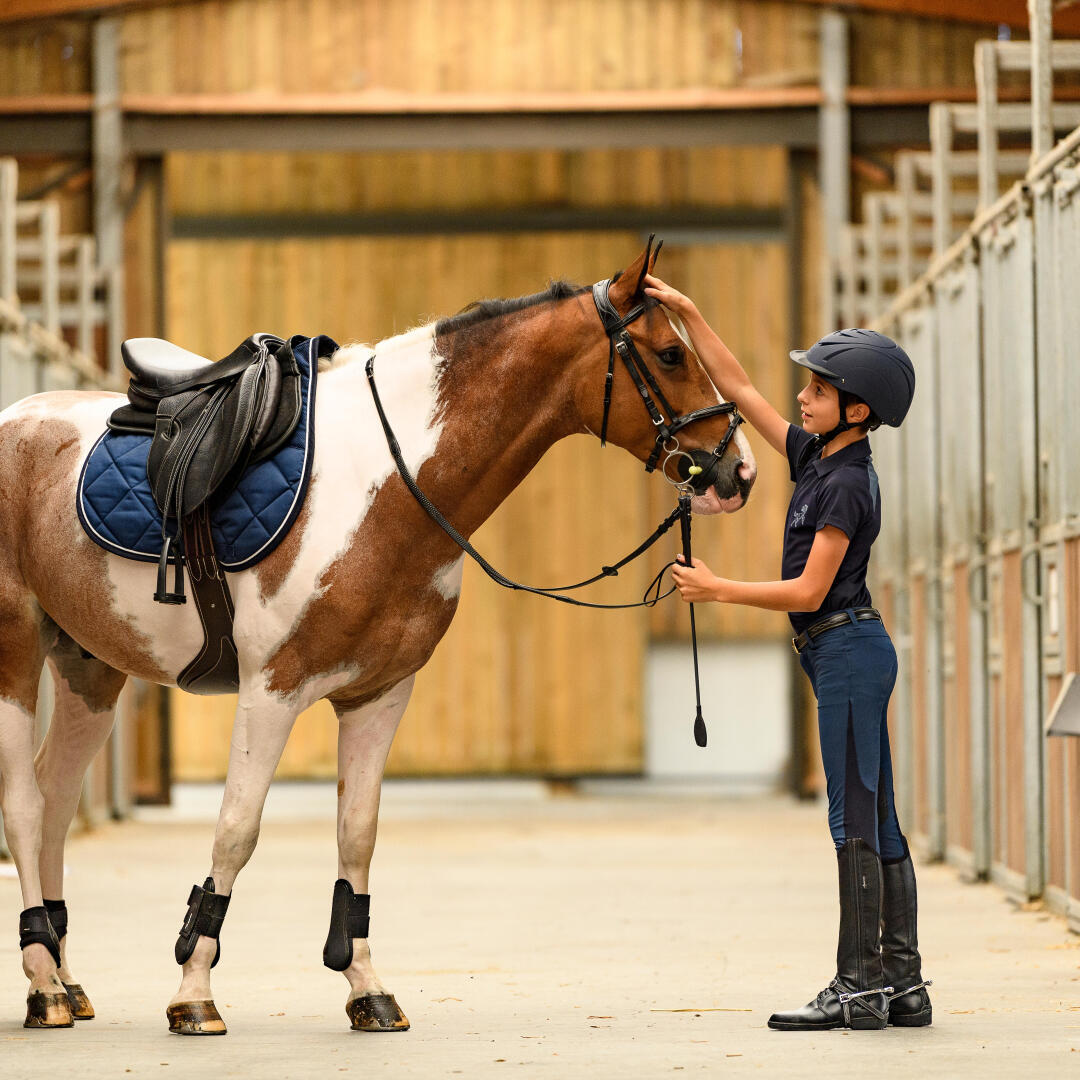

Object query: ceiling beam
[0,1,185,25]
[788,0,1080,34]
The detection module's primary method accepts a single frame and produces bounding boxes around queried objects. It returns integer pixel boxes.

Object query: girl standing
[644,273,929,1032]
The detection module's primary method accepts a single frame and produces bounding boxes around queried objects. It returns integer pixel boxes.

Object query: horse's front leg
[167,696,298,1036]
[327,676,414,1032]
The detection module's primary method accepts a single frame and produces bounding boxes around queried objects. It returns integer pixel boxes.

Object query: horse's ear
[609,236,655,311]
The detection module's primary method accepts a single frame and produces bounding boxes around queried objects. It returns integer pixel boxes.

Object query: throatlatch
[175,877,231,968]
[323,879,371,971]
[19,906,62,968]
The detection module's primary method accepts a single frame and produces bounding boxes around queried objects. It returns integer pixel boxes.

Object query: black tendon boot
[768,838,891,1031]
[881,843,932,1026]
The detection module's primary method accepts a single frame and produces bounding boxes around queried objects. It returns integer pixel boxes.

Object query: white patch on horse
[432,556,465,600]
[225,326,448,703]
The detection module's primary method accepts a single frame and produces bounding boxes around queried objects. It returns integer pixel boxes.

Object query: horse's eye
[657,347,683,369]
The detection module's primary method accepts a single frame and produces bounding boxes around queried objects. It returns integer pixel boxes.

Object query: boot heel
[849,1013,889,1030]
[889,1007,932,1028]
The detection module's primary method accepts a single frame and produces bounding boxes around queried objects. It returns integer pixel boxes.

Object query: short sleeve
[816,471,872,540]
[786,423,817,482]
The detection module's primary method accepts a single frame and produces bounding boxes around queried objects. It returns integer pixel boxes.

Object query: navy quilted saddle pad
[78,334,336,570]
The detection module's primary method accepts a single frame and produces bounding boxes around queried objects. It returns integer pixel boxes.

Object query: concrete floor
[1,783,1078,1079]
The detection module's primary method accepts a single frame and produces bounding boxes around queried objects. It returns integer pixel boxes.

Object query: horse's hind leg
[0,600,71,1027]
[34,633,128,1020]
[329,676,414,1033]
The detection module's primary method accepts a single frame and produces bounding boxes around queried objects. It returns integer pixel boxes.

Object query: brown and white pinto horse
[0,244,755,1033]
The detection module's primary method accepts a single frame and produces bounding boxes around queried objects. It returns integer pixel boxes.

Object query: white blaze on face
[662,308,757,510]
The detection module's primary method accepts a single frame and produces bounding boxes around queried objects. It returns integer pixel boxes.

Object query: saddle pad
[77,334,336,571]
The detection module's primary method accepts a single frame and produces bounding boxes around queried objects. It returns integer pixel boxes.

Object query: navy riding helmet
[790,329,915,440]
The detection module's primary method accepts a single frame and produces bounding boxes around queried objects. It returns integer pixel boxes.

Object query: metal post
[40,202,60,335]
[976,40,1000,210]
[930,103,954,257]
[93,16,125,377]
[819,9,850,331]
[0,159,16,305]
[1029,0,1054,163]
[76,236,94,359]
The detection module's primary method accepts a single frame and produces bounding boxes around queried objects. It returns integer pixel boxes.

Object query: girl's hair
[839,390,881,433]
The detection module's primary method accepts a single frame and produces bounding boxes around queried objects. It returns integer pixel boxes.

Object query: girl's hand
[671,554,724,603]
[642,274,698,319]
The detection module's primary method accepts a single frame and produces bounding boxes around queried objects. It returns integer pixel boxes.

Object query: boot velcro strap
[323,879,371,971]
[43,899,68,941]
[175,877,231,966]
[19,906,62,968]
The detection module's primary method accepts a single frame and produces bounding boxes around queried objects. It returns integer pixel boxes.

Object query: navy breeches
[798,612,906,861]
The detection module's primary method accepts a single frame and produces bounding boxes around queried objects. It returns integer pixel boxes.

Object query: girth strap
[19,906,62,968]
[175,877,231,968]
[323,879,371,971]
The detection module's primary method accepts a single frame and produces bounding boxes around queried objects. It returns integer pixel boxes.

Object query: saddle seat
[119,337,222,393]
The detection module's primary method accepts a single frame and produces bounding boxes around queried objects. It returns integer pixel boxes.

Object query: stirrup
[155,533,187,605]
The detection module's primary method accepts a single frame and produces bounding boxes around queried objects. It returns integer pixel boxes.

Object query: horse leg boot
[768,838,891,1031]
[167,698,299,1035]
[35,641,129,1021]
[328,676,413,1032]
[881,839,932,1026]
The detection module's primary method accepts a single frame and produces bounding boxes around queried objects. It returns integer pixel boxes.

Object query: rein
[364,277,740,745]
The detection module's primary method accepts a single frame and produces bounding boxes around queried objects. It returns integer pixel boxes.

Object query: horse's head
[577,239,756,514]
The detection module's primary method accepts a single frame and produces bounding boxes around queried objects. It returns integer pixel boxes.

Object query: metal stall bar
[1029,121,1080,927]
[934,242,990,879]
[979,189,1044,901]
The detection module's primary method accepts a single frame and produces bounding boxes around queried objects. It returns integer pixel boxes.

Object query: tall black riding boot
[768,838,891,1031]
[881,842,932,1027]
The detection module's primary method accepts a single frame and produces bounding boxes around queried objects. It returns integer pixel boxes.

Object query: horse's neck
[330,312,580,543]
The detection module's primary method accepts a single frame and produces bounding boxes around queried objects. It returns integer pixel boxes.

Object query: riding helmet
[789,328,915,427]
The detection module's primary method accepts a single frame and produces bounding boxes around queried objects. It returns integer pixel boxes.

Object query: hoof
[346,993,410,1032]
[63,983,95,1020]
[166,1000,227,1035]
[24,990,74,1029]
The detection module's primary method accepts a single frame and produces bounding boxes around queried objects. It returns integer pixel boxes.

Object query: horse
[0,241,756,1034]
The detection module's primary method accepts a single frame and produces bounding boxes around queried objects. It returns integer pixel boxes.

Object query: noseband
[592,278,743,488]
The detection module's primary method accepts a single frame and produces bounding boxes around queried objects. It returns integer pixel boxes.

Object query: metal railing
[841,0,1080,926]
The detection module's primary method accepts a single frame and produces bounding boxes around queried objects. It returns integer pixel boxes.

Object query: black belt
[792,607,881,654]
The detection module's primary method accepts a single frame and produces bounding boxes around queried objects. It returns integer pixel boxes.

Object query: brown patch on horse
[48,629,128,715]
[253,497,313,604]
[0,412,170,686]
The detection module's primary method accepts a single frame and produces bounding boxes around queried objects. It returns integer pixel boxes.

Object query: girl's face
[796,373,840,435]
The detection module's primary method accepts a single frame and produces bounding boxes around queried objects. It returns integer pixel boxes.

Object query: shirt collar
[807,435,871,477]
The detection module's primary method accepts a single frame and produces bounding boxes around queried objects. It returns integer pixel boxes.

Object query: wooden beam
[788,0,1080,34]
[0,1,184,25]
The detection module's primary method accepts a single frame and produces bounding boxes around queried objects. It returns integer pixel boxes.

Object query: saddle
[108,333,303,693]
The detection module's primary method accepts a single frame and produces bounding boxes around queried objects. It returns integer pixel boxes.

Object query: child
[644,273,928,1032]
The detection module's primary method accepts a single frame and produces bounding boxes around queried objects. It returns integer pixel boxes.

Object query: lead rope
[678,493,708,747]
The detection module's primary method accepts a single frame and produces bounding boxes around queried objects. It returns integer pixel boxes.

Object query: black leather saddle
[108,333,303,693]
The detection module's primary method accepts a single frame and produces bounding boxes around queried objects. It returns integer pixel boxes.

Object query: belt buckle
[791,636,800,655]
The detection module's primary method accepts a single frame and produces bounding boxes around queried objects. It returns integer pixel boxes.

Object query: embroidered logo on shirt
[791,503,809,528]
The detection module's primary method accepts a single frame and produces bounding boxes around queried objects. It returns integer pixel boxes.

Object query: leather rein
[364,279,744,744]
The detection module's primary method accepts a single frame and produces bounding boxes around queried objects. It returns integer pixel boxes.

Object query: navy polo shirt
[782,424,881,635]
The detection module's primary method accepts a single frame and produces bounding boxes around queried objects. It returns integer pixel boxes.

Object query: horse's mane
[434,279,590,337]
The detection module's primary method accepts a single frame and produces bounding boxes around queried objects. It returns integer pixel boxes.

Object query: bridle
[592,277,743,490]
[364,273,744,748]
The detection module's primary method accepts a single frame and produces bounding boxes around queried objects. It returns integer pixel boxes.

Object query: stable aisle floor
[0,784,1076,1079]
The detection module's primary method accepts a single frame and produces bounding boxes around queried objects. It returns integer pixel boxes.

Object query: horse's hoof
[346,993,410,1032]
[24,990,74,1029]
[166,1000,227,1035]
[63,983,95,1020]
